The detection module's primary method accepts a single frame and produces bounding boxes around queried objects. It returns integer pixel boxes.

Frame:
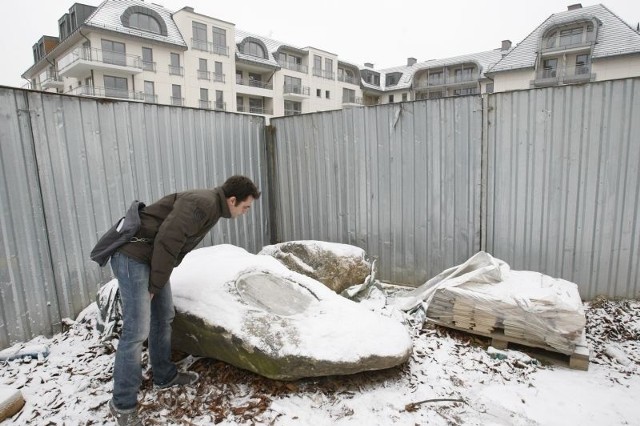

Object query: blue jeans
[110,252,177,410]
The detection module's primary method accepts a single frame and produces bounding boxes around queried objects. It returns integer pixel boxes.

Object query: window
[486,83,495,94]
[317,89,321,97]
[575,54,590,75]
[169,53,182,75]
[402,93,408,102]
[324,58,333,79]
[453,87,478,96]
[249,72,262,87]
[343,88,355,103]
[429,71,443,85]
[429,91,443,99]
[249,98,263,114]
[104,75,128,98]
[214,61,224,82]
[236,70,243,84]
[284,100,301,116]
[386,73,401,86]
[129,12,161,34]
[237,96,244,112]
[101,39,126,66]
[215,90,224,110]
[543,58,558,78]
[389,95,394,103]
[212,26,227,55]
[284,76,302,93]
[313,55,322,77]
[325,90,330,99]
[244,41,265,58]
[171,84,182,106]
[559,27,584,47]
[192,22,207,51]
[142,47,154,71]
[454,68,473,82]
[198,58,209,80]
[143,80,156,103]
[200,88,210,109]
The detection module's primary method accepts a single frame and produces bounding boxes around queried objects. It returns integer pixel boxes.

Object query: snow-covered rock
[258,241,372,293]
[171,245,412,380]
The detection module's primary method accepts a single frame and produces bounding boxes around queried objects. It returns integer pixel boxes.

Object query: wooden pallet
[426,319,590,371]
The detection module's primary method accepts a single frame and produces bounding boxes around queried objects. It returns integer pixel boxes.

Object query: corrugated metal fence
[270,78,640,300]
[269,98,483,286]
[486,78,640,299]
[0,87,270,350]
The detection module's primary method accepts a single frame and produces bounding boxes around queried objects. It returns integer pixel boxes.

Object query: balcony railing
[452,72,478,83]
[169,65,184,76]
[171,97,184,106]
[284,109,302,116]
[58,47,143,73]
[65,85,144,100]
[214,101,226,111]
[283,84,310,95]
[236,77,273,90]
[213,73,225,83]
[312,68,334,80]
[39,69,63,86]
[190,38,229,56]
[197,70,210,80]
[277,60,308,73]
[342,95,363,104]
[237,105,273,115]
[199,100,211,109]
[142,61,156,72]
[312,67,323,77]
[338,74,357,85]
[143,93,157,103]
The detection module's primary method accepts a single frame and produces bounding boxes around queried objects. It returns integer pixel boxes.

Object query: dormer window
[385,72,401,87]
[121,6,168,36]
[543,22,594,49]
[244,41,266,58]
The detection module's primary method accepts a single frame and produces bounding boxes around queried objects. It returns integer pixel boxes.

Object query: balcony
[342,95,363,106]
[190,38,229,56]
[312,68,334,80]
[58,47,143,78]
[237,105,273,115]
[563,64,594,84]
[236,77,273,97]
[338,74,358,85]
[213,73,225,83]
[197,70,210,80]
[199,100,211,109]
[142,93,158,103]
[142,61,156,72]
[169,65,184,76]
[39,69,64,89]
[277,60,308,74]
[284,109,301,116]
[171,97,184,106]
[283,84,310,100]
[65,85,144,101]
[532,68,560,87]
[214,101,226,111]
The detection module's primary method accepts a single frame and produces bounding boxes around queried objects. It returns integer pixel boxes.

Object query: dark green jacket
[118,187,231,293]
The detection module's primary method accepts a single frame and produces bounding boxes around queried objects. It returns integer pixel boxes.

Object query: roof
[363,48,506,92]
[489,4,640,73]
[83,0,186,47]
[234,29,282,68]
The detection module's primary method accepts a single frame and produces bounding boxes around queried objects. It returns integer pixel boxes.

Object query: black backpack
[90,201,146,266]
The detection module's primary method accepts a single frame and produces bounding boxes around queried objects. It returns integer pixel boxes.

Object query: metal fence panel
[486,79,640,299]
[0,88,269,349]
[0,88,61,348]
[270,98,483,286]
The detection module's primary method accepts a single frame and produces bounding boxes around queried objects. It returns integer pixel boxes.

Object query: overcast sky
[2,0,640,87]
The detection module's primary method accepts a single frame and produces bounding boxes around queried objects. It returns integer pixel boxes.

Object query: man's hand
[150,293,155,301]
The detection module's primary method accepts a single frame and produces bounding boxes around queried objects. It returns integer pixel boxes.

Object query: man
[109,175,260,425]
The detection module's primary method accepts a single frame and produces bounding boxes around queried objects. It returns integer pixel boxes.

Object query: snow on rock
[170,244,412,380]
[0,385,24,422]
[258,240,372,293]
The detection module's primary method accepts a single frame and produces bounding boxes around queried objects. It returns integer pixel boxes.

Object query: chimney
[407,57,417,66]
[567,3,582,11]
[364,62,374,69]
[501,40,512,51]
[182,6,195,12]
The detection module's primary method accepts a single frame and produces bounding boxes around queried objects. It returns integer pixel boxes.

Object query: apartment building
[359,44,510,106]
[21,0,363,118]
[487,3,640,92]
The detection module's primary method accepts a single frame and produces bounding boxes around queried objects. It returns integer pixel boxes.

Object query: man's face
[228,196,255,218]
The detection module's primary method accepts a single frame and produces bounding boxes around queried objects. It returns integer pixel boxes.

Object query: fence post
[265,124,280,244]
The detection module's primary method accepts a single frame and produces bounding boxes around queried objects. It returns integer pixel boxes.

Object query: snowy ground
[1,295,639,425]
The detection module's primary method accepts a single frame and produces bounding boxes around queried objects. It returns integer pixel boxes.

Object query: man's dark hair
[222,175,261,202]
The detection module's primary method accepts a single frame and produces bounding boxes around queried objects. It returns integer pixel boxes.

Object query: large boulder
[258,241,372,293]
[171,245,412,381]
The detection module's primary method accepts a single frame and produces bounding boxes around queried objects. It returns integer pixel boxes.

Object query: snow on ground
[1,294,638,425]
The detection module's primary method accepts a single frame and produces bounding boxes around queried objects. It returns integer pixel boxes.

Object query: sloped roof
[364,48,506,92]
[84,0,186,47]
[234,29,281,68]
[489,4,640,73]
